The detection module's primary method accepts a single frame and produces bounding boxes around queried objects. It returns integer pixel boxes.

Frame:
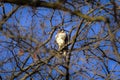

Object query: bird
[55,29,68,55]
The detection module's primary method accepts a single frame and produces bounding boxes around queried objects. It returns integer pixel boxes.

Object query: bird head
[57,29,64,33]
[61,29,65,33]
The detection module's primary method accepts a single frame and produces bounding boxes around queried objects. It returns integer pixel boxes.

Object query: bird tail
[63,50,67,56]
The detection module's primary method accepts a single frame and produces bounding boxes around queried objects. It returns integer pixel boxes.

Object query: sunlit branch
[1,0,106,22]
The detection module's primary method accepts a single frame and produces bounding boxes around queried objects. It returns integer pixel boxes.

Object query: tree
[0,0,120,80]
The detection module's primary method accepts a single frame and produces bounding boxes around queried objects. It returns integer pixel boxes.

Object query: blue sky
[0,0,120,79]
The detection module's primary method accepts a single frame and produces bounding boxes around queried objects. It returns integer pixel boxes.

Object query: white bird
[55,29,68,55]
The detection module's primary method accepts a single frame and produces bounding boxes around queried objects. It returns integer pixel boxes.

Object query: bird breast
[57,33,66,40]
[56,33,66,46]
[56,38,65,45]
